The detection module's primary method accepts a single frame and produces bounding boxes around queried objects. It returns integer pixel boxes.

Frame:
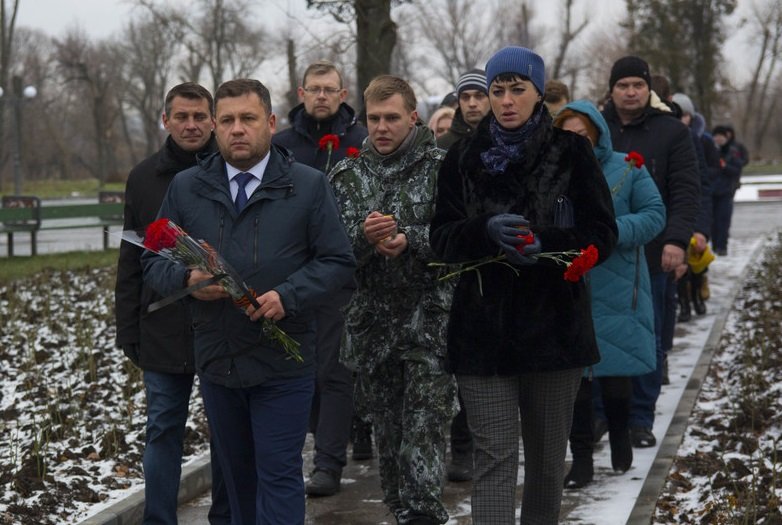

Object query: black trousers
[310,290,355,474]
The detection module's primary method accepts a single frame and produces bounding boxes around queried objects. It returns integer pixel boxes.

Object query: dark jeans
[310,300,354,474]
[142,371,194,525]
[711,192,735,252]
[143,371,230,525]
[629,271,669,429]
[201,374,314,525]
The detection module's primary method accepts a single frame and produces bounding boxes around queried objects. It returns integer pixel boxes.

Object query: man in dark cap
[436,68,491,150]
[602,56,700,449]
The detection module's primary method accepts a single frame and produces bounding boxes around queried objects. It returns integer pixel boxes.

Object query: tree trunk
[355,0,396,106]
[286,38,298,112]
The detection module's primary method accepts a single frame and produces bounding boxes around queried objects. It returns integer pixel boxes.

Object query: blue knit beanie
[485,46,545,95]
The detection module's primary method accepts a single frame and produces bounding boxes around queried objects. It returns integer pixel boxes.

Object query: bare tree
[136,0,267,91]
[409,0,501,87]
[307,0,405,104]
[119,14,178,158]
[0,0,21,191]
[550,0,589,80]
[55,30,121,186]
[740,0,782,155]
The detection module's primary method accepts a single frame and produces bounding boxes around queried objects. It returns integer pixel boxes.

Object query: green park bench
[0,191,124,256]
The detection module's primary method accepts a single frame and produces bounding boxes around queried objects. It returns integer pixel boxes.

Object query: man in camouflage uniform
[330,75,455,525]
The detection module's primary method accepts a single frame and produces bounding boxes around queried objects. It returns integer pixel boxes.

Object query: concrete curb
[625,238,767,524]
[76,454,213,525]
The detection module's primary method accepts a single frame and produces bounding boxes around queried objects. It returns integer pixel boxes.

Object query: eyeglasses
[303,86,342,95]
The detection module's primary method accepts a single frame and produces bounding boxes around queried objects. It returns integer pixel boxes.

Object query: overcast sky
[15,0,755,92]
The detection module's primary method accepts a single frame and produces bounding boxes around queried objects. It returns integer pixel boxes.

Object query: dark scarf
[481,104,545,175]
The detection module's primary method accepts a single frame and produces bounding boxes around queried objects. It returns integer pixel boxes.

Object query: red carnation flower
[624,151,644,169]
[143,218,181,251]
[515,232,535,252]
[346,146,361,158]
[318,134,340,151]
[563,244,599,282]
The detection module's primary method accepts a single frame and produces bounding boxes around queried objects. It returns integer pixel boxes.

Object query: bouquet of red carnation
[122,218,302,362]
[429,232,599,293]
[318,134,340,173]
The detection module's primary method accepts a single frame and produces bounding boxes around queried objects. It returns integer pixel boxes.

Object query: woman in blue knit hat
[430,46,618,523]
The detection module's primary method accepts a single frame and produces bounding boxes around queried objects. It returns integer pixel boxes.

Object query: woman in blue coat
[554,100,665,488]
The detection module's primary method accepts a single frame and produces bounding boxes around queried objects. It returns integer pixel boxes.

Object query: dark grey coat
[142,146,356,387]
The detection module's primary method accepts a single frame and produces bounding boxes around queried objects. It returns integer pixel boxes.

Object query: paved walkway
[76,200,782,525]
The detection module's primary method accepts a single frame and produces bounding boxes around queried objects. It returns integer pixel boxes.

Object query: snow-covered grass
[1,232,781,525]
[0,267,209,525]
[655,233,782,524]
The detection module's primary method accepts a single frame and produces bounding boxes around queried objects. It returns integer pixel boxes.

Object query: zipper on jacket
[632,246,640,310]
[254,216,260,266]
[218,210,225,251]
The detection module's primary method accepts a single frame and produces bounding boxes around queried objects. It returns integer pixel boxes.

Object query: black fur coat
[429,112,618,375]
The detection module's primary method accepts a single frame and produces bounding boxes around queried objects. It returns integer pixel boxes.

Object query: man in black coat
[602,57,700,449]
[273,59,367,173]
[272,60,368,497]
[114,82,229,525]
[436,68,491,151]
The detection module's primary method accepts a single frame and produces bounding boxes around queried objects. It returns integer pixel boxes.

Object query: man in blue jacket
[272,59,369,496]
[143,78,356,525]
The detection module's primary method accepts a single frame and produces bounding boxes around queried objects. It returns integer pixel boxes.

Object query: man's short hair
[302,59,343,88]
[364,75,417,113]
[544,80,569,104]
[214,79,272,115]
[165,82,214,117]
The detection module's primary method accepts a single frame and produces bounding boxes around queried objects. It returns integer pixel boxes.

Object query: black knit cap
[609,56,651,90]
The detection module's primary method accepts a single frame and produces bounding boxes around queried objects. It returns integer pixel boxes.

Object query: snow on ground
[1,220,780,525]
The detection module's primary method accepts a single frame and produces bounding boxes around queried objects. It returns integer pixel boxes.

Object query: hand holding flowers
[124,218,302,361]
[429,230,598,294]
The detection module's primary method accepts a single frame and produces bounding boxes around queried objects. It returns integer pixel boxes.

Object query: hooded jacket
[115,135,217,373]
[272,102,367,173]
[330,123,451,374]
[602,100,699,274]
[436,107,475,150]
[142,146,356,388]
[562,100,665,377]
[430,109,618,375]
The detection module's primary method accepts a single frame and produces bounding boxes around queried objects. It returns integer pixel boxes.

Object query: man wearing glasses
[273,59,367,172]
[272,60,367,498]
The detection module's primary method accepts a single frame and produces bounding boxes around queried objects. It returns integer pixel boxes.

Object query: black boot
[603,391,633,473]
[565,379,594,489]
[564,455,594,489]
[677,276,691,322]
[690,272,707,315]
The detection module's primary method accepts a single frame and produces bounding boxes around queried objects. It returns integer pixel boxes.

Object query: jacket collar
[287,102,359,139]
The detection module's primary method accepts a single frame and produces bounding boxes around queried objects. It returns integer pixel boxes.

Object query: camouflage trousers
[366,353,456,525]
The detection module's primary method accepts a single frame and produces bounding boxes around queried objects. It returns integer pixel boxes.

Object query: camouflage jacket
[330,123,452,373]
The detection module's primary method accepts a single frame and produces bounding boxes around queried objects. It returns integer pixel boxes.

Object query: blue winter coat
[142,146,356,388]
[563,100,665,377]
